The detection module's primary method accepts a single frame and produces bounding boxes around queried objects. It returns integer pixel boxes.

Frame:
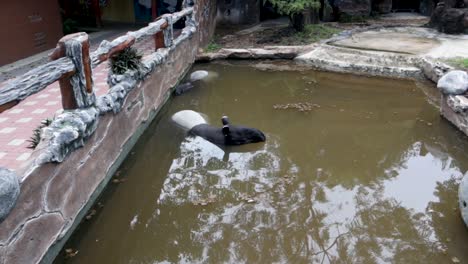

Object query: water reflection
[156,136,279,206]
[147,135,467,263]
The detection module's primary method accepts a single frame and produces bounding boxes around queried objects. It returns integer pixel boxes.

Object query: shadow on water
[56,61,468,264]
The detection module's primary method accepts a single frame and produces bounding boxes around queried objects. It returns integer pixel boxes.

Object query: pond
[56,62,468,263]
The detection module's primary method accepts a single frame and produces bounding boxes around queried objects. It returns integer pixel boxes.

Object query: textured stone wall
[0,0,217,263]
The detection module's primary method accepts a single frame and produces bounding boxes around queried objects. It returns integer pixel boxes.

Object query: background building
[0,0,183,67]
[0,0,63,66]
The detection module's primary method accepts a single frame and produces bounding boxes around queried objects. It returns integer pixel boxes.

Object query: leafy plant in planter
[265,0,321,31]
[28,118,53,149]
[109,47,144,76]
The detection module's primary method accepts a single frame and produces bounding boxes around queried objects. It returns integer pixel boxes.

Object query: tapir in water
[171,110,266,145]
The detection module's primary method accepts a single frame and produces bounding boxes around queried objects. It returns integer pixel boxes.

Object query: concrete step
[295,44,423,79]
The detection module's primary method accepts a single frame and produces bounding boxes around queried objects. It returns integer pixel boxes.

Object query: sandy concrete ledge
[294,26,466,81]
[442,95,468,136]
[295,44,424,79]
[196,45,316,62]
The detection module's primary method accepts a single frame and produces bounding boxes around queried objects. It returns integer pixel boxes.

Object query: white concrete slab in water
[459,173,468,227]
[190,70,209,81]
[189,70,218,82]
[331,29,440,55]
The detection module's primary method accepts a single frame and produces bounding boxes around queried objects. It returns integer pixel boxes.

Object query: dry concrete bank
[295,26,468,80]
[0,0,217,263]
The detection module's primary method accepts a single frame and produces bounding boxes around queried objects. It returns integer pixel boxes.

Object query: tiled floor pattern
[0,37,155,170]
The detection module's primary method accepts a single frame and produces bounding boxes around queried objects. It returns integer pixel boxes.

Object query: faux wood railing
[0,7,194,112]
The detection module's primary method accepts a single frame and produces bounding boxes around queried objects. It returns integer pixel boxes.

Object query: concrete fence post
[50,32,96,110]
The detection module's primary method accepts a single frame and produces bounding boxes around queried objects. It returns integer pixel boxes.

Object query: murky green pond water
[57,62,468,263]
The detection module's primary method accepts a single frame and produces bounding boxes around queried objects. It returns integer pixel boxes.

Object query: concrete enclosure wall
[217,0,260,25]
[0,0,63,66]
[0,0,218,263]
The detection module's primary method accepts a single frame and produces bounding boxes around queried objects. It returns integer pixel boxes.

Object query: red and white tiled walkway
[0,37,154,171]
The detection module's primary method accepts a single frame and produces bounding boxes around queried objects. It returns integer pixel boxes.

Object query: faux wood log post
[50,41,78,109]
[96,37,136,63]
[154,19,168,50]
[163,16,174,48]
[50,32,95,109]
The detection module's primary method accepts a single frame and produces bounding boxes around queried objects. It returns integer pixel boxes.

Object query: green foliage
[446,58,468,69]
[292,24,341,43]
[63,19,79,35]
[265,0,321,16]
[339,14,368,23]
[205,41,222,53]
[28,118,53,149]
[109,47,144,75]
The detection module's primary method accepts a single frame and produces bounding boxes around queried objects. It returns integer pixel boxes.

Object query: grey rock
[109,84,128,113]
[437,70,468,95]
[96,95,115,114]
[438,8,467,34]
[333,0,371,20]
[108,74,126,86]
[97,73,139,114]
[108,71,140,86]
[459,173,468,227]
[197,46,310,62]
[429,2,468,34]
[420,58,453,83]
[372,0,392,14]
[446,95,468,113]
[38,107,99,164]
[190,70,209,81]
[0,168,20,223]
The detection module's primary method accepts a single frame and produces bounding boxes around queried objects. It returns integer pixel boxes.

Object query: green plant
[205,41,222,53]
[63,18,79,35]
[293,24,341,43]
[109,47,144,75]
[339,14,368,23]
[28,118,53,149]
[446,58,468,69]
[265,0,320,16]
[265,0,321,31]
